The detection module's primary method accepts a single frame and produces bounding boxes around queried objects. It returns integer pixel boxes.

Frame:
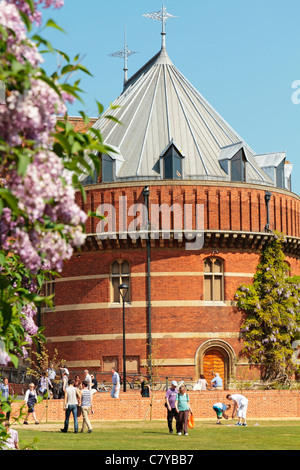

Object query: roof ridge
[123,47,173,91]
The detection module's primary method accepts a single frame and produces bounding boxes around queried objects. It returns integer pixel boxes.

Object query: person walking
[111,368,120,399]
[80,380,93,433]
[23,383,39,425]
[226,393,249,426]
[175,384,193,436]
[61,379,81,434]
[165,380,179,434]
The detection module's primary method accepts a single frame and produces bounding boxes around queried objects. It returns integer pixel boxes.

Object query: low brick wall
[10,390,300,422]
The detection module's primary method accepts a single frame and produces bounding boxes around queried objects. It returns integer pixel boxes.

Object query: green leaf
[8,353,19,369]
[0,275,10,289]
[45,19,66,34]
[25,0,34,13]
[17,153,31,176]
[0,188,19,213]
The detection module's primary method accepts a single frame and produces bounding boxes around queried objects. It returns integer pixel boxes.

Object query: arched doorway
[203,348,226,386]
[195,340,236,389]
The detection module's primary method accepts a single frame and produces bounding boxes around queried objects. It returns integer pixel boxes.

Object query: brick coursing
[43,182,300,381]
[10,390,300,421]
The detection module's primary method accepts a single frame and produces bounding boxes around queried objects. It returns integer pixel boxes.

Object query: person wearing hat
[165,380,179,434]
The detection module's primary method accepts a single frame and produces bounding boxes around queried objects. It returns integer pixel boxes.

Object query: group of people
[1,368,249,447]
[193,373,223,391]
[213,394,249,426]
[165,381,249,435]
[60,376,94,434]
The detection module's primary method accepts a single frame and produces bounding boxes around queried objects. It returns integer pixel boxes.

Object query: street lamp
[264,191,272,232]
[118,282,129,392]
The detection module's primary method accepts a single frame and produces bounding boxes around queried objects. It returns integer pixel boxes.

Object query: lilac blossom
[0,2,87,274]
[21,303,38,335]
[0,0,88,357]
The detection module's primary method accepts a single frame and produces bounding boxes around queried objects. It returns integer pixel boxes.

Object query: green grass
[13,420,300,450]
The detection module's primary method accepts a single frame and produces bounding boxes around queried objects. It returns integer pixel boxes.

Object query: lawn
[12,420,300,451]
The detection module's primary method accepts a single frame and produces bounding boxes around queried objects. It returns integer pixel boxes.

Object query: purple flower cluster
[0,1,88,365]
[21,303,38,336]
[6,0,64,25]
[0,1,87,275]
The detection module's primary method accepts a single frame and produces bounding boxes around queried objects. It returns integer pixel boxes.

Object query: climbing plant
[235,233,300,383]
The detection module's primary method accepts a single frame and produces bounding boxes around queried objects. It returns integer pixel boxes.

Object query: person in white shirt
[226,393,248,426]
[193,375,208,391]
[84,370,92,390]
[2,421,19,450]
[60,366,69,377]
[24,383,39,425]
[39,372,53,398]
[111,368,120,398]
[47,363,57,397]
[61,379,81,434]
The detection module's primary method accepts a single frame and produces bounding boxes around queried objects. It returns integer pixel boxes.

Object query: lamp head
[265,191,272,204]
[118,282,129,300]
[142,186,150,197]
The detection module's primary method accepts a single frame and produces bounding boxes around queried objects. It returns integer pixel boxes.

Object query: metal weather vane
[143,5,177,48]
[109,27,138,88]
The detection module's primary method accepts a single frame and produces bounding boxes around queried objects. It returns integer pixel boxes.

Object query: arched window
[203,258,224,302]
[110,260,130,303]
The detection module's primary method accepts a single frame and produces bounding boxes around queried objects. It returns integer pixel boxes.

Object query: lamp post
[118,282,129,392]
[142,186,152,377]
[264,191,272,232]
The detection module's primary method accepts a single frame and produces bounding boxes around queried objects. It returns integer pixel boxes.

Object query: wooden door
[203,348,225,386]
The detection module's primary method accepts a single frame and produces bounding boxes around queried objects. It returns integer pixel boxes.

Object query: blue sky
[40,0,300,195]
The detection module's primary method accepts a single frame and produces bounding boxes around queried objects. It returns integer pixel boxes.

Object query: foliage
[0,0,113,448]
[26,342,64,385]
[235,233,300,382]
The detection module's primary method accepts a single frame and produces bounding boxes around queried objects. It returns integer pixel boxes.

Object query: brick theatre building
[43,25,300,388]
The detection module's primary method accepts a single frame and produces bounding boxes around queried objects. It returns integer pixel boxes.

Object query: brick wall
[78,182,300,236]
[10,390,300,422]
[42,180,300,382]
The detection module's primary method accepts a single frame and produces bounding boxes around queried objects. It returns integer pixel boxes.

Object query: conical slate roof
[90,45,276,186]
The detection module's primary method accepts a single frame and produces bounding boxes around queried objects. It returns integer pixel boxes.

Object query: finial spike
[109,27,138,89]
[143,4,177,49]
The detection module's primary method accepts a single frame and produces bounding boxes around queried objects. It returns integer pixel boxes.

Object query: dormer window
[219,143,248,183]
[254,152,292,190]
[275,159,284,189]
[231,149,246,182]
[160,141,184,180]
[82,153,116,185]
[102,154,115,182]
